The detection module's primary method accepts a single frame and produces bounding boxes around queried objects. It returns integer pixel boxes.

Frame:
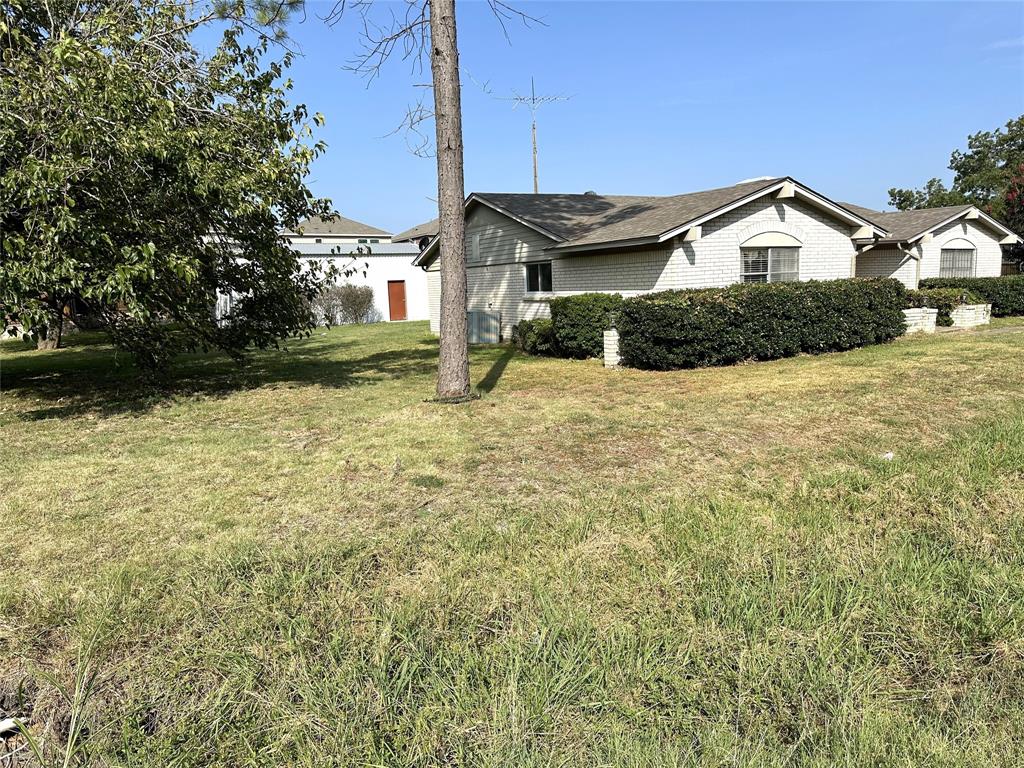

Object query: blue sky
[263,1,1023,233]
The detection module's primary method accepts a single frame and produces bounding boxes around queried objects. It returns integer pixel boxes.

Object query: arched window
[939,238,976,278]
[740,232,801,283]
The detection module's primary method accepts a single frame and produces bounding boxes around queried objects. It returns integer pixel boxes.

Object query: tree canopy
[888,116,1024,232]
[0,0,331,368]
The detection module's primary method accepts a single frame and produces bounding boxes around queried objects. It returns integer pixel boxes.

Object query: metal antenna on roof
[499,77,570,194]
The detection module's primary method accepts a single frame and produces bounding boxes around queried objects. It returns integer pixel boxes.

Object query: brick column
[603,328,620,368]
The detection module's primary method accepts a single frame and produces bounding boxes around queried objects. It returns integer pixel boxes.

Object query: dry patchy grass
[1,321,1023,766]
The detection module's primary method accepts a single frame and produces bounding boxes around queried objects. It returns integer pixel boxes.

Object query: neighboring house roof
[284,213,391,237]
[289,242,419,257]
[415,176,887,266]
[393,218,439,242]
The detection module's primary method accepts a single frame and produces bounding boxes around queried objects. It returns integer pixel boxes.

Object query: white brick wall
[916,218,1004,280]
[678,196,858,286]
[903,307,938,334]
[856,248,918,288]
[950,303,992,328]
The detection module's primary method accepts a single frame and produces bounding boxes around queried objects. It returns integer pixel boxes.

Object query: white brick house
[414,177,1021,338]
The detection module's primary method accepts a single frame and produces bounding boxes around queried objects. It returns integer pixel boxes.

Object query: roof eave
[547,235,663,254]
[413,235,440,268]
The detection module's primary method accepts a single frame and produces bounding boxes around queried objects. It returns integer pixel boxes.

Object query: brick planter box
[903,307,938,335]
[950,303,992,328]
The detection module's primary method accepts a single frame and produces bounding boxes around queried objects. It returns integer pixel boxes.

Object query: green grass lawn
[2,320,1023,766]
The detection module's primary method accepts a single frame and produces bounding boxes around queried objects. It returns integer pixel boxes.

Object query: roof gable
[841,203,973,242]
[393,218,438,242]
[286,213,391,237]
[842,203,1021,244]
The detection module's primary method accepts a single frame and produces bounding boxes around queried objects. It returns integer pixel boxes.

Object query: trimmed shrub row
[511,318,556,356]
[513,294,623,358]
[904,287,982,327]
[919,275,1024,317]
[548,293,624,358]
[617,278,907,370]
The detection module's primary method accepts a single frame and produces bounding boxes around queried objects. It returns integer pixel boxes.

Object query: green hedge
[548,293,623,359]
[618,278,907,370]
[919,276,1024,317]
[905,287,982,327]
[511,318,556,356]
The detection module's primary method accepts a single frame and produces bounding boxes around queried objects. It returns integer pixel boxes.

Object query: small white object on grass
[0,717,23,736]
[881,451,895,461]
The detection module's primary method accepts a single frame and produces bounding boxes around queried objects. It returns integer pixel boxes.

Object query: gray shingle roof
[285,213,391,237]
[417,177,1015,268]
[393,218,438,242]
[840,203,974,243]
[476,178,788,249]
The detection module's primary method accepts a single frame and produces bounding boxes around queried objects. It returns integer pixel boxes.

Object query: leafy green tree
[0,0,331,367]
[887,178,969,212]
[1002,164,1024,270]
[1003,164,1024,235]
[888,116,1024,222]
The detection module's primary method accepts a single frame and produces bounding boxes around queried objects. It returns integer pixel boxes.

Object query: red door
[387,280,407,321]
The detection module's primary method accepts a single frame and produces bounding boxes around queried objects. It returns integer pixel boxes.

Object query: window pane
[526,264,539,292]
[539,263,552,292]
[770,247,799,273]
[741,248,768,275]
[769,247,799,282]
[939,249,975,278]
[742,273,768,283]
[526,262,552,292]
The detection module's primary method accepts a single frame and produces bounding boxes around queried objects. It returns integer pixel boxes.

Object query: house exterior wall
[671,195,858,286]
[460,205,561,338]
[307,254,428,322]
[855,248,918,287]
[426,265,441,333]
[915,218,1004,280]
[447,196,861,339]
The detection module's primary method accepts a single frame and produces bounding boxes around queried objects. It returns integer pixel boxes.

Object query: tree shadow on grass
[475,345,516,394]
[1,330,440,421]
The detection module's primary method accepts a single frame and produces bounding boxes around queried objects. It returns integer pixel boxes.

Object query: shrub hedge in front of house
[919,275,1024,317]
[548,293,624,359]
[511,318,556,356]
[617,278,907,370]
[904,287,982,326]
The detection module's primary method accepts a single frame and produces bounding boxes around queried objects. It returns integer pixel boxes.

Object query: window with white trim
[525,261,552,292]
[939,247,975,277]
[740,247,799,283]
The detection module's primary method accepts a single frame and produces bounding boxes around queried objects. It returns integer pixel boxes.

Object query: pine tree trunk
[429,0,470,400]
